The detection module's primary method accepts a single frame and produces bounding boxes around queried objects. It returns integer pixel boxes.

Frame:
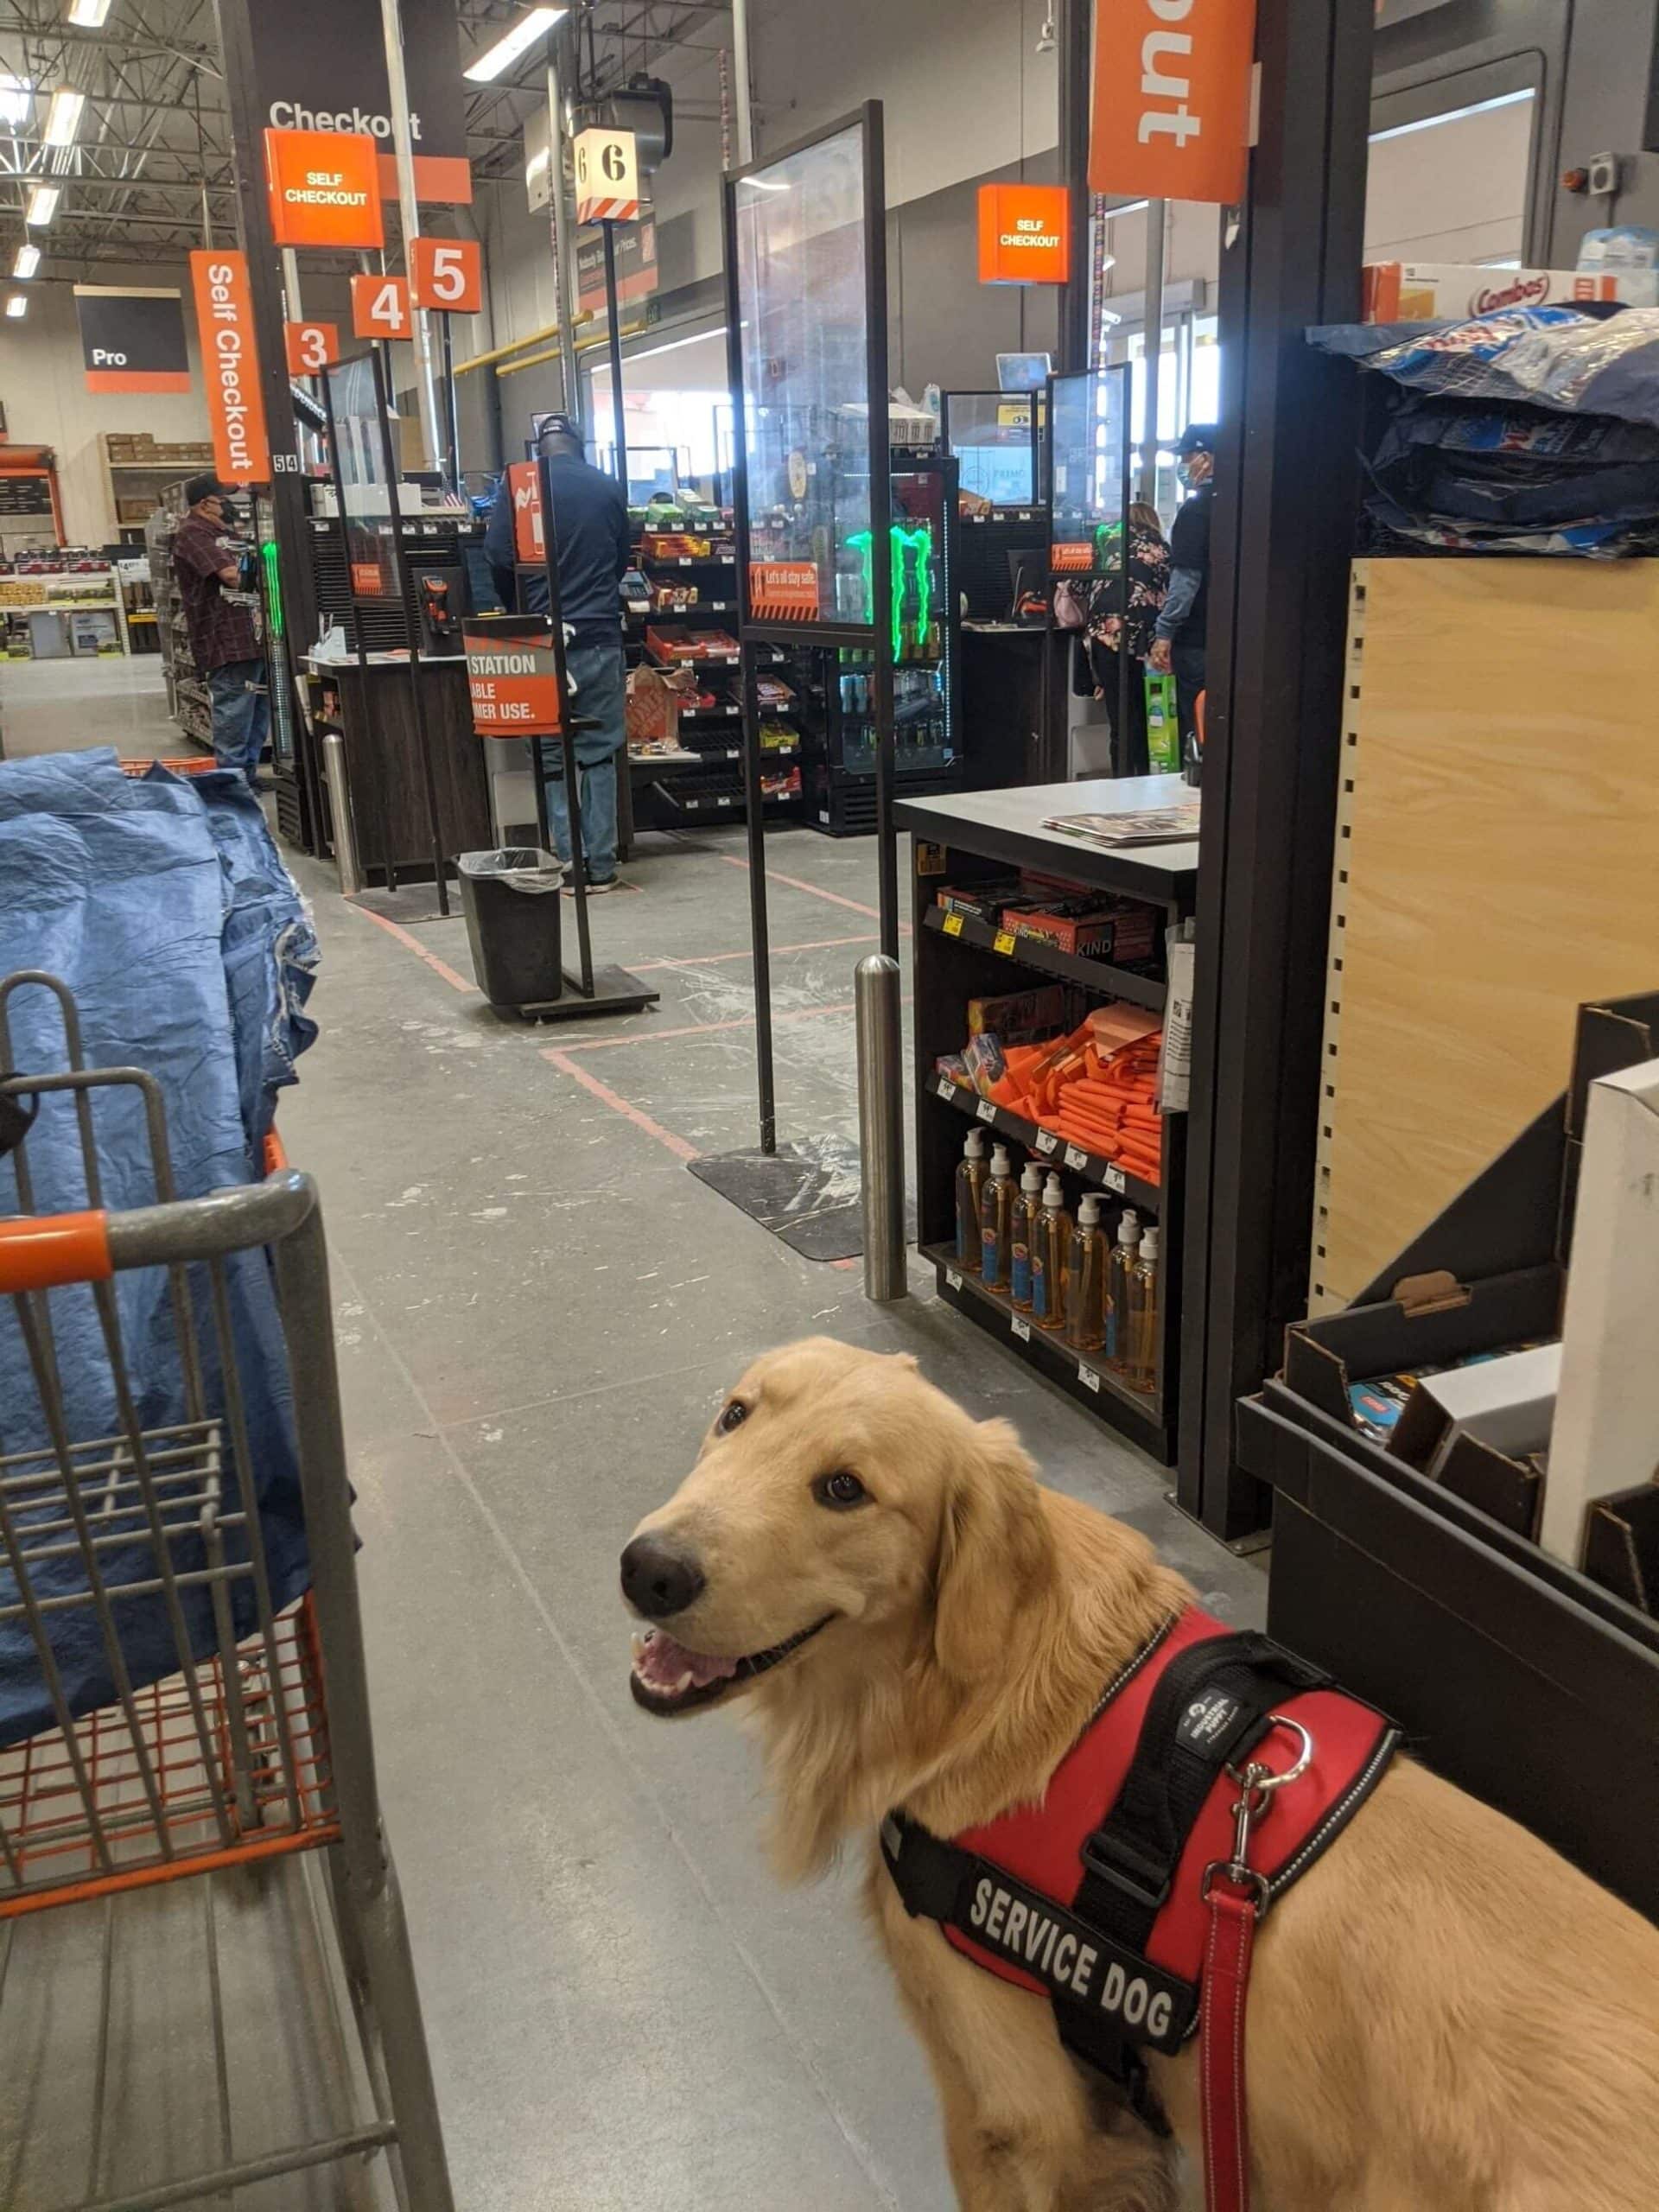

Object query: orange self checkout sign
[265,128,384,251]
[977,186,1071,285]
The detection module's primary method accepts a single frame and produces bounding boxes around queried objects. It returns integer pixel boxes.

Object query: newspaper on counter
[1041,800,1201,849]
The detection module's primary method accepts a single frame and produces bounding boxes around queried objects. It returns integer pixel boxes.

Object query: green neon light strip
[261,538,284,639]
[848,520,935,661]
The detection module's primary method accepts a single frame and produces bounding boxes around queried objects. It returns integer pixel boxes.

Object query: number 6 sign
[351,273,411,340]
[411,237,483,315]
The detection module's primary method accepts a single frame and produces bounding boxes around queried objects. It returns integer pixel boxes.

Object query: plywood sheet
[1313,558,1659,1307]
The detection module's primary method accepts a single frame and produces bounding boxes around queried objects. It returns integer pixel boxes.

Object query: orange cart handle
[0,1210,112,1294]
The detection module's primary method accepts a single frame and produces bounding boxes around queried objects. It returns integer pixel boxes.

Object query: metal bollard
[855,952,908,1303]
[321,727,363,897]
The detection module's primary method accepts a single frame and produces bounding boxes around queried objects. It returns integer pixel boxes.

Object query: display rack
[99,430,214,546]
[896,776,1199,1464]
[795,448,963,838]
[625,528,804,834]
[0,444,65,555]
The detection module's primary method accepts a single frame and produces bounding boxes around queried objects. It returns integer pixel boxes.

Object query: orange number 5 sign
[411,238,483,315]
[350,274,411,340]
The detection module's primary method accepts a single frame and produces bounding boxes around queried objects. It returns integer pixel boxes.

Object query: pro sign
[1090,0,1258,206]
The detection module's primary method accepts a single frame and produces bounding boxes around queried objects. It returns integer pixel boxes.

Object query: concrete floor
[1,660,1265,2210]
[0,651,181,760]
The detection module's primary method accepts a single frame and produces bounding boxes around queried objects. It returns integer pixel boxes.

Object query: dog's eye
[816,1470,868,1510]
[716,1400,749,1434]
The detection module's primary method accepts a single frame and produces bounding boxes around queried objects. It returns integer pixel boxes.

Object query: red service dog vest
[881,1611,1399,2082]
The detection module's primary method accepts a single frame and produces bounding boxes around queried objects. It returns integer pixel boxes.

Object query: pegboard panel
[1310,556,1659,1311]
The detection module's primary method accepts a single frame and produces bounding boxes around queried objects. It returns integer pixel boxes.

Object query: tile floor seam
[332,1243,908,2211]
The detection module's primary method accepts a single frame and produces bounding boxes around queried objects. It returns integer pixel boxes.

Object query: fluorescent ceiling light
[1101,198,1150,219]
[43,87,86,147]
[463,7,565,83]
[26,184,60,226]
[0,73,31,127]
[1370,87,1534,144]
[5,294,26,319]
[67,0,114,24]
[13,243,41,279]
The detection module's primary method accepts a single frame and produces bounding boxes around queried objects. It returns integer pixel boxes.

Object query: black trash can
[457,849,564,1012]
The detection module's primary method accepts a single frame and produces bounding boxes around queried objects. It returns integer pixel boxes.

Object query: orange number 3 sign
[350,274,411,340]
[411,238,483,315]
[284,321,340,375]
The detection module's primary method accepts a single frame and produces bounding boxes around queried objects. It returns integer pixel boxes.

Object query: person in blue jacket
[486,416,633,888]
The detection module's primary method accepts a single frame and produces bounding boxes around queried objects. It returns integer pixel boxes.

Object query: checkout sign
[463,621,563,739]
[1090,0,1259,206]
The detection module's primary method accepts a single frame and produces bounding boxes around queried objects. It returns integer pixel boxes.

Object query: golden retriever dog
[621,1338,1659,2211]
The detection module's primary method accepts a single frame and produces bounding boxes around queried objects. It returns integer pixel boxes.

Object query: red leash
[1198,1719,1313,2212]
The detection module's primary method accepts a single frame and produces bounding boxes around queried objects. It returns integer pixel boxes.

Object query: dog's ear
[932,1418,1053,1682]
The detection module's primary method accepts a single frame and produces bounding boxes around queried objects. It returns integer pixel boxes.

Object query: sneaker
[562,875,622,897]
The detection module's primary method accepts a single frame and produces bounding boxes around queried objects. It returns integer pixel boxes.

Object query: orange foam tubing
[0,1211,112,1294]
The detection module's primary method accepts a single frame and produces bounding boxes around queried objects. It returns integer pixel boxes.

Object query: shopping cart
[0,973,454,2210]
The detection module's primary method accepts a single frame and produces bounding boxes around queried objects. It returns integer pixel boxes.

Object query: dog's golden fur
[625,1338,1659,2210]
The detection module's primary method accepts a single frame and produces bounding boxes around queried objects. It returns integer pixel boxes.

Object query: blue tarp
[0,750,318,1749]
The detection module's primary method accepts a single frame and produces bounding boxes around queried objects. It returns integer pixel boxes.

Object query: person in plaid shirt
[173,476,269,785]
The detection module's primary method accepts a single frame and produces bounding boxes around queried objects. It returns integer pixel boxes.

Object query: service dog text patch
[957,1861,1197,2053]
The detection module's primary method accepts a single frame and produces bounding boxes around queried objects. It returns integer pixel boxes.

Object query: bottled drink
[980,1143,1016,1290]
[1066,1192,1109,1353]
[1032,1174,1071,1331]
[1106,1209,1142,1371]
[1010,1162,1044,1311]
[955,1128,990,1272]
[1127,1226,1160,1393]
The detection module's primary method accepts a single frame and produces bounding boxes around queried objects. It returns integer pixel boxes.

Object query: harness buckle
[1078,1830,1172,1910]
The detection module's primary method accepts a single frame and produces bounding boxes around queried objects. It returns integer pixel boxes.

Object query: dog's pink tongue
[639,1632,738,1692]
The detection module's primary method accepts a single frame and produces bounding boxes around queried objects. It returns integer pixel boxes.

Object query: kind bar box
[1362,262,1659,321]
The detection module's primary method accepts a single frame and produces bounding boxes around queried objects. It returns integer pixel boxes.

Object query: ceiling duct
[575,73,673,170]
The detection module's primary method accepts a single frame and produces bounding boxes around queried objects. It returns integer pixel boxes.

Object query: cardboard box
[966,982,1068,1044]
[1362,261,1659,321]
[1541,1056,1659,1564]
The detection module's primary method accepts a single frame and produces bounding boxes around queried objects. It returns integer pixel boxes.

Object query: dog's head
[620,1337,1052,1719]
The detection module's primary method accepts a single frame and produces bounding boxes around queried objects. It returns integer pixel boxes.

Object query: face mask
[1176,461,1194,488]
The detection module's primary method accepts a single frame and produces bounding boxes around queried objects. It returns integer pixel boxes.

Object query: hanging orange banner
[1090,0,1258,206]
[189,251,271,486]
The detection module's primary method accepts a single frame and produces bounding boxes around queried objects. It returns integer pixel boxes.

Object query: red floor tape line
[719,855,912,932]
[350,904,475,994]
[541,1048,701,1164]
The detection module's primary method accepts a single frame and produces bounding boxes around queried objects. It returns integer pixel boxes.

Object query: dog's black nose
[620,1535,706,1620]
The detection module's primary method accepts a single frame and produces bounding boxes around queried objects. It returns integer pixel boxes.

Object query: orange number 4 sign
[351,274,411,340]
[284,321,340,376]
[411,237,483,315]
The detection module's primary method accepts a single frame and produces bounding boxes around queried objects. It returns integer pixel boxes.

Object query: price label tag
[994,930,1017,957]
[976,1098,996,1124]
[1065,1144,1089,1171]
[1011,1315,1032,1342]
[1035,1129,1059,1156]
[945,1268,963,1292]
[937,1076,956,1101]
[1078,1363,1103,1394]
[943,912,964,937]
[1105,1166,1128,1194]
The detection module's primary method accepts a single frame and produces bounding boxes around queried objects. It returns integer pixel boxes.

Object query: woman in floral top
[1084,504,1170,776]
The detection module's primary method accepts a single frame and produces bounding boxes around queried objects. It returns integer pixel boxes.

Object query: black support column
[214,0,320,655]
[1057,0,1092,372]
[1176,0,1374,1538]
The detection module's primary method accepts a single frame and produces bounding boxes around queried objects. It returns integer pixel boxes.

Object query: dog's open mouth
[628,1617,832,1717]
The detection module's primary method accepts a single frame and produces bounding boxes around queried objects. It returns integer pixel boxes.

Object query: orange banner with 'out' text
[1090,0,1258,207]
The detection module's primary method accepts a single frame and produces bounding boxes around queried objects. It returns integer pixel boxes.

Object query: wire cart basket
[0,974,454,2211]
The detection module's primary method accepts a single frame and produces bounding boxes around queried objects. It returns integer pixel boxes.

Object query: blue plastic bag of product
[1310,305,1659,429]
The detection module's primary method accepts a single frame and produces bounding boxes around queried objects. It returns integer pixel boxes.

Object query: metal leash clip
[1202,1713,1315,1918]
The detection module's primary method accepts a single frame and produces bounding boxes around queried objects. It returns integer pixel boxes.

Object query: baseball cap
[535,413,582,448]
[185,474,228,507]
[1176,423,1218,459]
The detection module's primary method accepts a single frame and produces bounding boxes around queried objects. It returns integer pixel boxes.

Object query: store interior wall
[1363,92,1535,263]
[0,276,212,544]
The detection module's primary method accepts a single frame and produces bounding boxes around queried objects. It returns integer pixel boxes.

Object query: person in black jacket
[1148,423,1217,756]
[486,416,633,888]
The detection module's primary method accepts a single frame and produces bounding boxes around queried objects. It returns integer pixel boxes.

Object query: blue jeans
[545,643,626,882]
[208,658,270,781]
[1172,641,1207,758]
